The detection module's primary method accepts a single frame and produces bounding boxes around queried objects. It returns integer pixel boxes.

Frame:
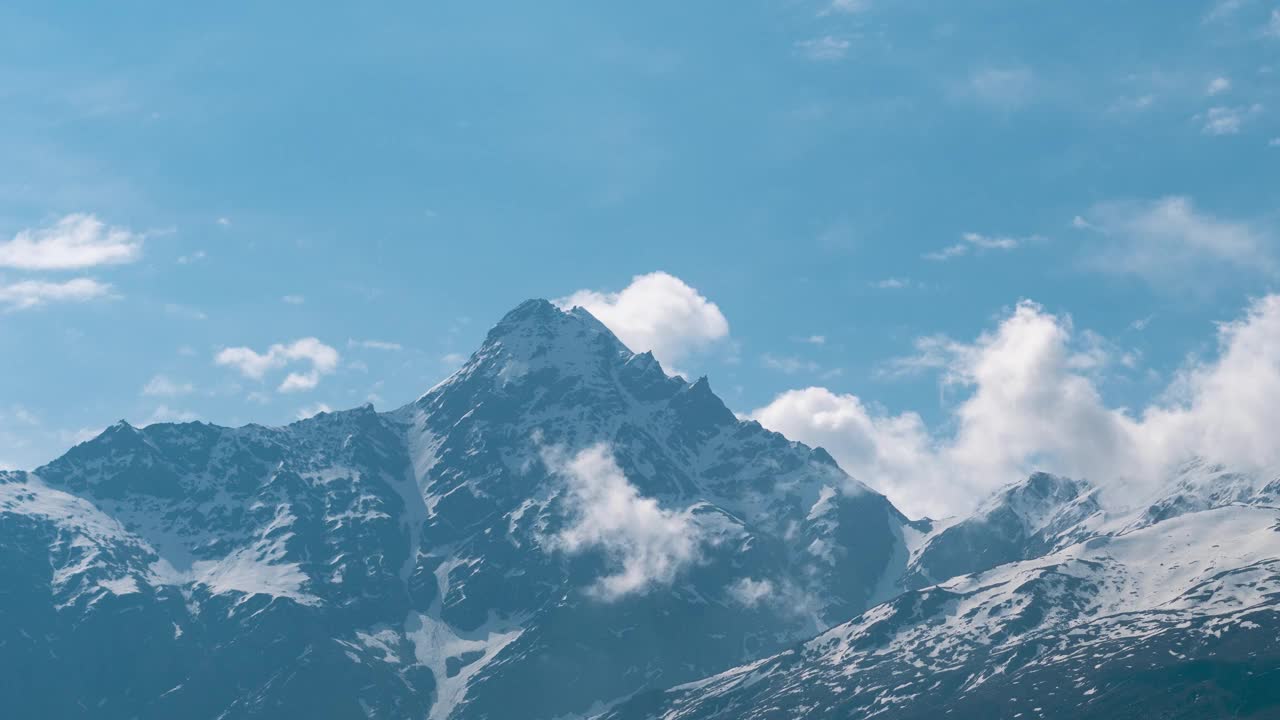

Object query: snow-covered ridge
[601,469,1280,720]
[2,298,922,720]
[9,299,1276,720]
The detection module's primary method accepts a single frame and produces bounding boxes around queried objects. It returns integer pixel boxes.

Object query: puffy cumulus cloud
[215,338,340,393]
[557,272,729,374]
[753,296,1280,519]
[0,214,142,270]
[542,443,708,601]
[1138,295,1280,475]
[0,278,113,310]
[752,387,946,516]
[1078,196,1275,289]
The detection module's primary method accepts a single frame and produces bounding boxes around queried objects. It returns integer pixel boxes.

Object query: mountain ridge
[2,298,921,720]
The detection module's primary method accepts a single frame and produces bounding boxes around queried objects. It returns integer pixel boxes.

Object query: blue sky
[2,1,1279,515]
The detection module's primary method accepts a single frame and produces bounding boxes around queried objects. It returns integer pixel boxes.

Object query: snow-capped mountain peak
[2,299,919,720]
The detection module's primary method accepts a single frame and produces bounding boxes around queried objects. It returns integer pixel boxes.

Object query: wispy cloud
[0,278,113,310]
[963,66,1035,109]
[871,277,911,289]
[1200,104,1262,135]
[349,339,402,351]
[821,0,869,14]
[542,443,720,600]
[163,303,207,321]
[924,232,1041,261]
[0,214,142,270]
[145,405,200,425]
[142,375,194,397]
[295,402,333,420]
[1076,196,1274,288]
[762,354,821,375]
[795,36,850,61]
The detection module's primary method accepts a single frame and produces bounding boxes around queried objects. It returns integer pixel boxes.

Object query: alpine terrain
[2,300,1277,719]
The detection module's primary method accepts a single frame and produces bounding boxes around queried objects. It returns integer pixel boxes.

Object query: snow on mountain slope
[902,472,1102,589]
[604,498,1280,720]
[0,299,918,720]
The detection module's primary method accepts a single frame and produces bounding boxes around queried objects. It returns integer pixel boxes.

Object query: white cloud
[1206,76,1232,95]
[1205,0,1245,22]
[872,277,911,289]
[727,577,775,608]
[0,278,113,310]
[542,443,710,601]
[762,354,821,375]
[557,272,730,373]
[296,403,333,420]
[1269,8,1280,36]
[441,352,467,366]
[924,231,1039,261]
[145,405,200,425]
[1130,315,1155,331]
[7,406,40,426]
[282,294,305,305]
[163,303,207,321]
[215,337,340,393]
[349,339,402,351]
[822,0,869,14]
[796,36,850,61]
[1200,104,1261,135]
[923,243,968,261]
[803,335,827,345]
[964,67,1035,108]
[753,387,943,516]
[0,214,142,270]
[142,375,194,397]
[177,250,206,265]
[1077,196,1274,287]
[753,295,1280,519]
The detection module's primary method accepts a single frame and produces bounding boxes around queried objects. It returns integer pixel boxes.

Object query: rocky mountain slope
[0,299,921,719]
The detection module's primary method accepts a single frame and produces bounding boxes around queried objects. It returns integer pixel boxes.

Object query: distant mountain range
[3,300,1277,719]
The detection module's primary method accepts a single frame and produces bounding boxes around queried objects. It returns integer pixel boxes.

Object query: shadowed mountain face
[0,300,918,720]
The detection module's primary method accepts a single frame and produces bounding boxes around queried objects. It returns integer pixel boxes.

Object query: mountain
[7,299,1277,719]
[0,299,920,720]
[603,471,1280,720]
[901,472,1102,589]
